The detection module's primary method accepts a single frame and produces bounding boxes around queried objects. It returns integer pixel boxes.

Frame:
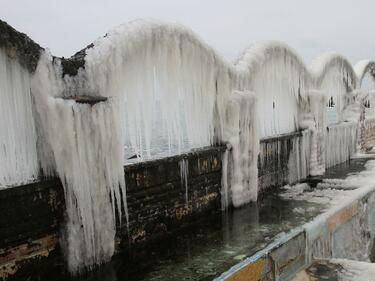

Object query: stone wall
[120,146,224,245]
[258,130,310,193]
[0,180,64,280]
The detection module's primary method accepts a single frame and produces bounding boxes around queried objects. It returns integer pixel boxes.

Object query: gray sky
[1,0,375,64]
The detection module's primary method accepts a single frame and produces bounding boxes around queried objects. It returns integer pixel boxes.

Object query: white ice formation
[2,18,375,273]
[31,53,127,273]
[0,49,39,188]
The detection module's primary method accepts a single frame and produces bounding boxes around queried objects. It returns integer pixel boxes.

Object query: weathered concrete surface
[0,19,85,76]
[121,146,224,245]
[0,180,64,281]
[0,19,42,73]
[258,132,296,192]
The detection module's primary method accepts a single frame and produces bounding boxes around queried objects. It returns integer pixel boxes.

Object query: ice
[31,52,128,273]
[0,49,39,187]
[325,122,357,168]
[300,90,326,175]
[221,91,259,207]
[310,53,357,126]
[235,41,308,138]
[84,20,232,161]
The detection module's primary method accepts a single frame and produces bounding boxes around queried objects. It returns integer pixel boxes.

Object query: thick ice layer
[0,49,39,187]
[288,130,311,183]
[310,53,357,126]
[303,91,326,176]
[221,91,259,207]
[31,53,127,273]
[235,42,308,138]
[326,122,358,168]
[84,20,233,161]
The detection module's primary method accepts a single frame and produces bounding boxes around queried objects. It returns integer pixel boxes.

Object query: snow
[0,49,39,187]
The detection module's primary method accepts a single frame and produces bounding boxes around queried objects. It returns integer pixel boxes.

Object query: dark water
[22,192,323,281]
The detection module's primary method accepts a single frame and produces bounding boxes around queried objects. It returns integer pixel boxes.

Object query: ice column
[222,91,259,208]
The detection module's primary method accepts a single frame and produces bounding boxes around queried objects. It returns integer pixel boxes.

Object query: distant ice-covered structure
[235,42,309,138]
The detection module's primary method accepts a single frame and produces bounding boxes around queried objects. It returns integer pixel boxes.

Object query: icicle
[221,147,230,210]
[179,158,189,206]
[0,49,39,187]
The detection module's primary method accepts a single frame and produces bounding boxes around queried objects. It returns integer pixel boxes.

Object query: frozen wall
[84,20,234,161]
[31,53,127,274]
[235,42,308,138]
[355,61,375,119]
[325,122,358,168]
[221,91,259,208]
[0,49,39,188]
[310,54,357,126]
